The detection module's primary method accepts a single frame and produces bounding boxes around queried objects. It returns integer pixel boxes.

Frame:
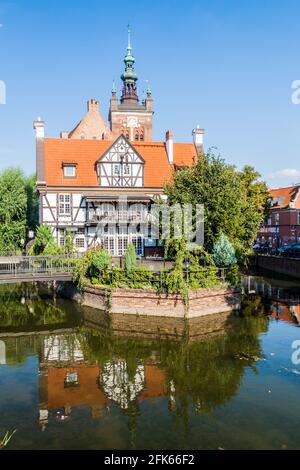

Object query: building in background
[34,29,204,257]
[257,185,300,247]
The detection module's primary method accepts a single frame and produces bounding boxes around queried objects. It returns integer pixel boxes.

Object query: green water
[1,280,300,450]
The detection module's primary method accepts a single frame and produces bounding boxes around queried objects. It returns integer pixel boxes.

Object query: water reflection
[1,280,300,449]
[243,276,300,325]
[0,315,268,442]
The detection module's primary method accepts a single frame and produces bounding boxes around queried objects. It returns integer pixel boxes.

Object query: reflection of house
[271,302,300,324]
[39,336,169,429]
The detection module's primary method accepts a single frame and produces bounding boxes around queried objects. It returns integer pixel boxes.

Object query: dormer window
[63,164,77,178]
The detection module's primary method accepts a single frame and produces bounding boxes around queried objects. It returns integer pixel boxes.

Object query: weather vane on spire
[127,24,131,50]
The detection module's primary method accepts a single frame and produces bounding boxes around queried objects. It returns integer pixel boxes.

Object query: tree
[165,150,269,255]
[30,225,59,255]
[212,233,237,267]
[25,174,39,232]
[0,168,27,253]
[125,244,137,271]
[91,249,112,275]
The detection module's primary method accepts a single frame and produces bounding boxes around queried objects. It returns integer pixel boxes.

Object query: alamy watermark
[92,198,205,246]
[291,340,300,365]
[0,80,6,104]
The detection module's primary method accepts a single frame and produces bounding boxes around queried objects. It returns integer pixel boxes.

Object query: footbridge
[0,255,81,284]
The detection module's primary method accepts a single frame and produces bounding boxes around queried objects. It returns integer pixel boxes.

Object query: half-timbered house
[34,30,204,257]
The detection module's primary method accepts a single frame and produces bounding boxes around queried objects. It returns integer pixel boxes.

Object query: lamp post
[185,259,190,285]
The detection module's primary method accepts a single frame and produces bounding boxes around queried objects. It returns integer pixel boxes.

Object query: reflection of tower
[0,340,6,365]
[168,380,176,412]
[99,359,145,450]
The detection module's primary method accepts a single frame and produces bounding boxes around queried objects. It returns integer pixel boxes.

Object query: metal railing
[0,255,81,278]
[87,211,150,224]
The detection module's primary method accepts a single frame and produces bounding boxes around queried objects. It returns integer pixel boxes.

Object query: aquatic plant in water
[0,430,17,449]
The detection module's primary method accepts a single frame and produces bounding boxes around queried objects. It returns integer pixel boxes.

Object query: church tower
[109,28,154,142]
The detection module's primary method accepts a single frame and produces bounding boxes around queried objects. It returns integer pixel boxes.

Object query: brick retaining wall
[59,283,241,319]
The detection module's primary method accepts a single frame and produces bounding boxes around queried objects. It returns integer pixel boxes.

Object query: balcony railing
[87,211,150,224]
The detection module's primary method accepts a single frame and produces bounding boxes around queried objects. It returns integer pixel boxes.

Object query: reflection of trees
[4,335,43,366]
[0,283,83,331]
[75,315,269,436]
[241,294,273,317]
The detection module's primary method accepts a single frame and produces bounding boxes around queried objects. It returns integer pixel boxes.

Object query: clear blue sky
[0,0,300,187]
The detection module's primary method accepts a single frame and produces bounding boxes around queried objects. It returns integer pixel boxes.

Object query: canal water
[1,278,300,450]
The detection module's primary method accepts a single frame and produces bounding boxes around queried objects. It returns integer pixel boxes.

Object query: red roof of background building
[43,138,197,188]
[269,185,300,209]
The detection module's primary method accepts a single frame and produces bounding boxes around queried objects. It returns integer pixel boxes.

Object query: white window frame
[59,194,71,216]
[63,165,76,178]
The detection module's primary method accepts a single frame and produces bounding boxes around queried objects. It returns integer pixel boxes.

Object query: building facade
[35,31,204,256]
[257,185,300,247]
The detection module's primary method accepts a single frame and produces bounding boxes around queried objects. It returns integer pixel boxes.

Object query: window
[64,165,76,178]
[114,164,120,176]
[124,164,130,176]
[75,238,85,248]
[59,194,71,215]
[275,213,280,225]
[64,371,79,388]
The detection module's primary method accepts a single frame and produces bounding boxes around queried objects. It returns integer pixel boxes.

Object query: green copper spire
[121,25,139,104]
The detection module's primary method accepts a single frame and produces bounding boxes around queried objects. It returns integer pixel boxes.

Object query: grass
[0,430,17,449]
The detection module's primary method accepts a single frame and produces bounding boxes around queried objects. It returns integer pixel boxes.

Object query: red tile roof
[269,185,300,210]
[43,138,197,188]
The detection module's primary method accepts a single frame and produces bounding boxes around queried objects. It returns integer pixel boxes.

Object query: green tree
[0,168,27,253]
[212,232,237,267]
[91,249,112,276]
[25,174,39,232]
[165,150,269,255]
[125,243,137,271]
[30,224,59,255]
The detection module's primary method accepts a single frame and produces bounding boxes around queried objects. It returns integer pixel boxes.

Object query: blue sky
[0,0,300,187]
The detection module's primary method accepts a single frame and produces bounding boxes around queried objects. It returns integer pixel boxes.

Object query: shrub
[30,225,60,255]
[91,249,112,277]
[125,243,137,271]
[72,247,102,289]
[212,233,237,267]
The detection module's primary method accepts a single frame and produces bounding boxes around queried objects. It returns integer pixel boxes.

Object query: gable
[98,135,145,164]
[98,135,145,188]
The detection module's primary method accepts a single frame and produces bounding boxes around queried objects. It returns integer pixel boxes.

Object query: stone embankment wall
[58,282,241,319]
[250,255,300,280]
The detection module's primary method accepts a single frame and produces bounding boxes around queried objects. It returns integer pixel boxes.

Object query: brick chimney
[192,126,205,154]
[166,131,174,164]
[87,98,100,113]
[33,118,46,189]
